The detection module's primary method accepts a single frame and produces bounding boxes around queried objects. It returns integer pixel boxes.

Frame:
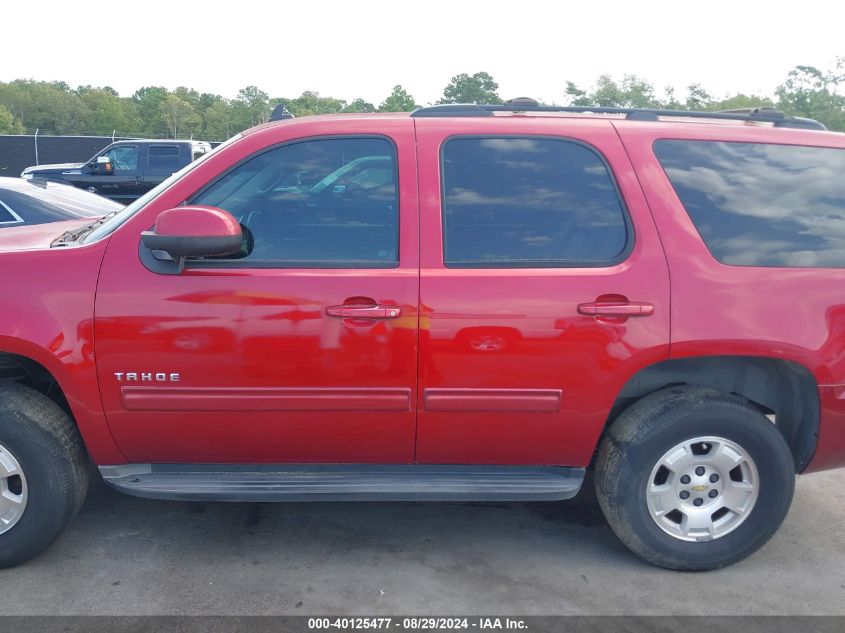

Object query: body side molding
[120,387,412,412]
[423,388,562,412]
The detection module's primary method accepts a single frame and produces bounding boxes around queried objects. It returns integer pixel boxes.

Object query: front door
[77,144,145,201]
[414,117,671,466]
[94,126,419,463]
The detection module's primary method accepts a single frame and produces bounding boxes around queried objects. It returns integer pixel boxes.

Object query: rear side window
[148,145,181,172]
[441,137,629,267]
[654,140,845,268]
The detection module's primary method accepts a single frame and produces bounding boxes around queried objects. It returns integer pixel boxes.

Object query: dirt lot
[0,470,844,615]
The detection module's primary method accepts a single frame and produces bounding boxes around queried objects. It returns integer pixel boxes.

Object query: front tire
[595,386,795,571]
[0,383,89,567]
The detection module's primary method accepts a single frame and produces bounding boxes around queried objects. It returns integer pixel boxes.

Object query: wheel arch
[0,348,75,417]
[0,341,125,465]
[604,355,819,472]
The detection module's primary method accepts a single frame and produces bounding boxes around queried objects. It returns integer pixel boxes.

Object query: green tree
[588,75,626,106]
[77,86,129,135]
[343,98,376,113]
[0,104,24,134]
[132,86,170,136]
[195,92,224,136]
[439,72,502,104]
[119,99,141,135]
[685,83,713,110]
[775,60,845,130]
[662,86,681,109]
[565,74,660,108]
[378,85,418,111]
[709,93,774,112]
[0,82,30,127]
[275,91,346,117]
[232,86,270,128]
[3,61,844,138]
[204,99,235,139]
[564,81,587,104]
[197,92,223,112]
[173,86,200,107]
[160,95,198,138]
[0,80,87,133]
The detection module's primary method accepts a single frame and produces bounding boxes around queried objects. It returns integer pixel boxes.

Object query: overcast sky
[4,0,844,105]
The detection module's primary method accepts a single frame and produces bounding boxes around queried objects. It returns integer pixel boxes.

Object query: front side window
[654,140,845,268]
[103,145,139,171]
[148,145,181,172]
[190,137,398,268]
[441,137,629,267]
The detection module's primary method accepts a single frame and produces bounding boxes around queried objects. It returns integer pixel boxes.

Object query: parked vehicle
[1,101,844,570]
[0,177,122,229]
[0,178,123,229]
[21,139,211,202]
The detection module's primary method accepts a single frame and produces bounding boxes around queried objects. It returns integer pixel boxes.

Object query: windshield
[82,134,243,244]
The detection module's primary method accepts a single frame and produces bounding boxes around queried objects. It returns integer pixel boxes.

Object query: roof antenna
[269,104,295,122]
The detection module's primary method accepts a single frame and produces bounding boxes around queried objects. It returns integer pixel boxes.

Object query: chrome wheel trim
[646,436,758,542]
[0,442,28,535]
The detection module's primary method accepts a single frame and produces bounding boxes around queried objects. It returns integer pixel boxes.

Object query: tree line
[1,60,843,140]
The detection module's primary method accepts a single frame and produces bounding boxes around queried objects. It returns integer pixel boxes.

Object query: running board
[99,464,585,502]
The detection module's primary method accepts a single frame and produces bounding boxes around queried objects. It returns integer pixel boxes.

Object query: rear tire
[595,386,795,571]
[0,383,89,568]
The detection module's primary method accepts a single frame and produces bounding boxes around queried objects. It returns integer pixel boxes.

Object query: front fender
[0,242,125,464]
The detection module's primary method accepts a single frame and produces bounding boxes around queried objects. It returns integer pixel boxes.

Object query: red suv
[1,101,843,571]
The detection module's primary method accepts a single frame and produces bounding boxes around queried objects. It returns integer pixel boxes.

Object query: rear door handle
[326,304,402,319]
[577,301,654,317]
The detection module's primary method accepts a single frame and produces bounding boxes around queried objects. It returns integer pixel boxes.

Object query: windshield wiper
[51,209,122,247]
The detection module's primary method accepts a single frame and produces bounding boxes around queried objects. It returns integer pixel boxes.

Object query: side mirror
[91,155,113,174]
[141,206,243,262]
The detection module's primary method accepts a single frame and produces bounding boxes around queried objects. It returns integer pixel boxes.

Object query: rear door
[144,143,184,189]
[414,116,670,466]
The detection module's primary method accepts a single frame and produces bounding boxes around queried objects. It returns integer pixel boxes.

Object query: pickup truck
[1,101,844,572]
[21,139,211,202]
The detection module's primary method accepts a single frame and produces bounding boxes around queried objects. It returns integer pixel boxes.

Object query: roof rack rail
[410,100,826,131]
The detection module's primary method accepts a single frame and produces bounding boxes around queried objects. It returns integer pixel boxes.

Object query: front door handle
[326,304,402,319]
[577,301,654,317]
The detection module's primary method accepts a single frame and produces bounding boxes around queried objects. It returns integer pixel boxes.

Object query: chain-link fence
[0,134,223,178]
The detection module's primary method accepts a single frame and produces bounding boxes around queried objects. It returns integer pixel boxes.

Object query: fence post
[33,128,39,165]
[112,130,116,142]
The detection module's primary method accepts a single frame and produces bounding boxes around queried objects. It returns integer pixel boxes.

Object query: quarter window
[654,140,845,268]
[441,137,629,267]
[190,137,398,268]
